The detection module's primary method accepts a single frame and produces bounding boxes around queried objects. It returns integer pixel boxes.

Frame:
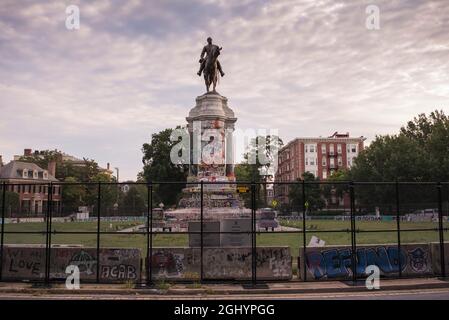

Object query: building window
[33,170,38,179]
[322,171,327,179]
[321,144,326,154]
[330,158,335,168]
[310,145,315,153]
[310,158,315,166]
[329,144,334,155]
[305,145,308,153]
[322,158,327,166]
[305,158,308,165]
[351,145,357,153]
[337,144,342,154]
[338,156,342,166]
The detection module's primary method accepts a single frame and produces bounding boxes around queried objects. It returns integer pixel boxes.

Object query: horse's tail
[216,67,220,85]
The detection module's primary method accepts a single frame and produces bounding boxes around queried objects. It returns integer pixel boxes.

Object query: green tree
[61,176,86,213]
[243,135,283,206]
[19,149,62,170]
[141,128,188,207]
[234,163,258,207]
[2,191,19,218]
[347,110,449,212]
[400,110,449,181]
[289,172,325,213]
[322,169,349,199]
[94,172,118,212]
[19,150,103,182]
[121,185,146,215]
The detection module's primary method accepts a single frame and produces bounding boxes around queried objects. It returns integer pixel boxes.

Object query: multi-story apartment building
[275,132,365,206]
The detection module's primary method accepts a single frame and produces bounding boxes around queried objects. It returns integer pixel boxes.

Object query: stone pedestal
[178,92,244,209]
[220,218,252,247]
[188,221,220,247]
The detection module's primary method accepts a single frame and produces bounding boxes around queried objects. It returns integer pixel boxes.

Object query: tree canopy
[141,127,188,207]
[329,110,449,212]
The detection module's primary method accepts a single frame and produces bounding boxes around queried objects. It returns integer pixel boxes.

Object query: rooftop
[0,161,58,182]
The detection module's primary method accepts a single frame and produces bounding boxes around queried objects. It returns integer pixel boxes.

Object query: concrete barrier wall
[150,246,292,280]
[2,242,447,282]
[2,246,140,283]
[299,243,433,280]
[430,242,449,275]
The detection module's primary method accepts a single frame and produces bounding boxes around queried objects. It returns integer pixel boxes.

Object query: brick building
[275,132,365,206]
[0,160,61,215]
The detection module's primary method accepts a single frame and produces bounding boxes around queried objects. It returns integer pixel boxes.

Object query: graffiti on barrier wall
[1,246,140,282]
[151,250,188,277]
[305,245,430,280]
[150,247,292,280]
[68,250,97,275]
[408,247,429,273]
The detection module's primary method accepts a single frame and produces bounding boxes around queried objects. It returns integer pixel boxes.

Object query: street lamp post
[114,167,119,214]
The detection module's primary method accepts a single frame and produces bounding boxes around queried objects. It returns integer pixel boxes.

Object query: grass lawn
[2,219,447,261]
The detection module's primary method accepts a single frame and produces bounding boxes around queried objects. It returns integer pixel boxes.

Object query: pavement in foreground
[1,288,449,300]
[0,278,448,300]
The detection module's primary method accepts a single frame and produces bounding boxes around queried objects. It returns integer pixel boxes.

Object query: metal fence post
[437,182,446,278]
[251,182,257,286]
[44,183,52,284]
[395,181,402,277]
[200,180,204,282]
[349,182,357,283]
[0,182,6,281]
[147,182,153,285]
[96,182,101,283]
[302,180,307,282]
[47,183,53,283]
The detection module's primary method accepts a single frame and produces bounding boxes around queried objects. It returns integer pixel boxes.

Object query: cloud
[0,0,448,179]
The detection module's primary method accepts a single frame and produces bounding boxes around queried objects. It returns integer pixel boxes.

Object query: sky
[0,0,448,181]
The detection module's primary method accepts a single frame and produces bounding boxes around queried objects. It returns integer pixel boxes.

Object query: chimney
[107,163,110,171]
[24,148,32,156]
[48,161,56,177]
[0,155,3,167]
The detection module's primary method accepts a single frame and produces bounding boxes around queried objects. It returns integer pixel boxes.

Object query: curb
[0,280,448,296]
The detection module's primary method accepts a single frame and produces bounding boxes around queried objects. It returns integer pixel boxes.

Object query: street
[0,288,449,300]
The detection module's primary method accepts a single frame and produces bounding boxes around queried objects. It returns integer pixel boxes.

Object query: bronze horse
[204,45,222,93]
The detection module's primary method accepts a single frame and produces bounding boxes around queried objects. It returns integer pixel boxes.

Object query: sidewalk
[0,278,448,296]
